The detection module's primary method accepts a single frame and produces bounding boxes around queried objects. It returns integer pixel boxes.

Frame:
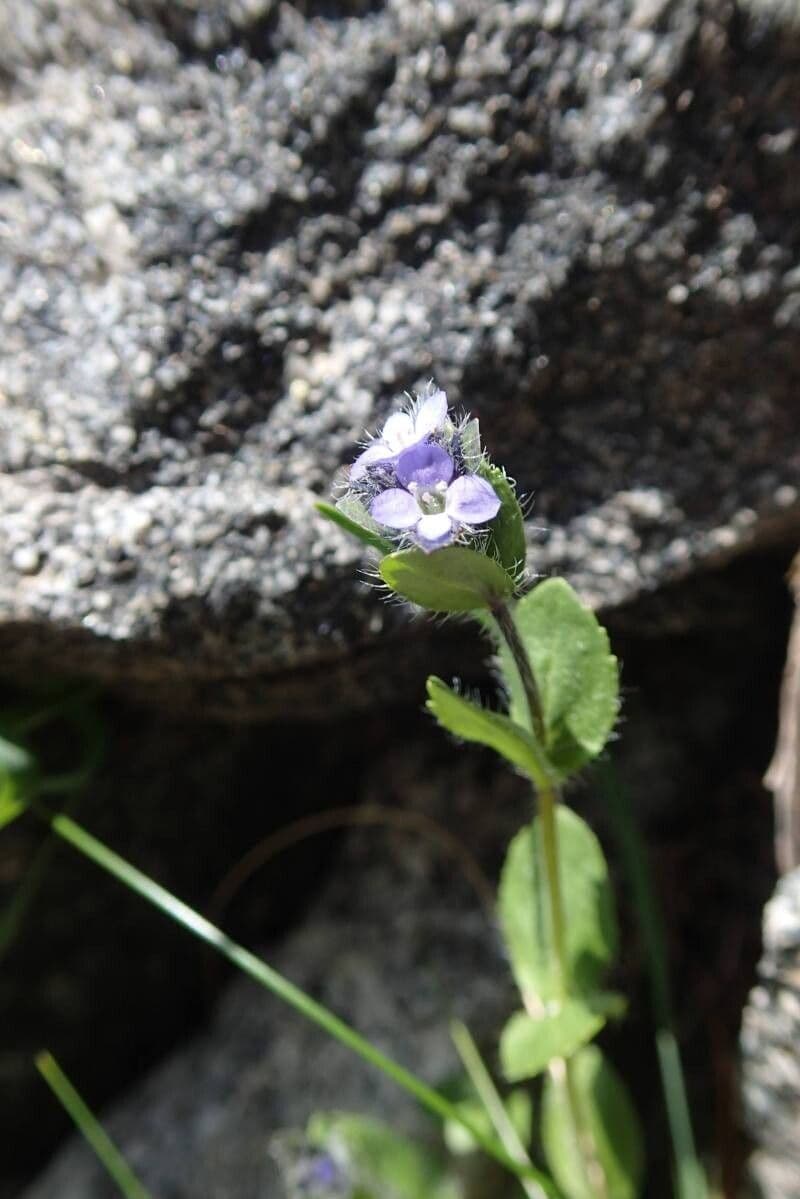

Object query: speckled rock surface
[741,868,800,1198]
[1,0,800,714]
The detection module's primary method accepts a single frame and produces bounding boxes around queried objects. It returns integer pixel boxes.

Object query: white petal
[414,512,455,551]
[413,389,448,438]
[350,442,392,480]
[381,411,415,451]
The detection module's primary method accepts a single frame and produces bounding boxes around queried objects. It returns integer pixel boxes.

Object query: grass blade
[597,762,708,1199]
[450,1020,554,1199]
[42,809,541,1189]
[35,1051,152,1199]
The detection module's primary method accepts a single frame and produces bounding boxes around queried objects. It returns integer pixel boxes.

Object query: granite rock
[1,0,800,715]
[741,869,800,1198]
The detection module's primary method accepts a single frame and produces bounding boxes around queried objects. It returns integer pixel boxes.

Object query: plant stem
[492,600,547,746]
[495,598,607,1198]
[538,777,569,1000]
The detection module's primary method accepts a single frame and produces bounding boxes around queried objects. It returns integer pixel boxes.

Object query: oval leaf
[542,1045,645,1199]
[498,806,618,1005]
[496,579,619,776]
[500,1002,607,1083]
[380,545,513,613]
[478,463,526,578]
[426,678,551,786]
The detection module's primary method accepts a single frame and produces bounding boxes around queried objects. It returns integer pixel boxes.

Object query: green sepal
[542,1045,645,1199]
[315,499,395,554]
[495,579,619,776]
[426,677,552,787]
[498,807,618,1006]
[380,545,513,612]
[459,419,483,470]
[478,462,526,579]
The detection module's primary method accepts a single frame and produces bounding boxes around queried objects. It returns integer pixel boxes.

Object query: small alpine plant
[316,383,648,1199]
[9,386,705,1199]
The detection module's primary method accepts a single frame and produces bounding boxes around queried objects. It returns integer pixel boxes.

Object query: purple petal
[445,474,501,524]
[370,488,420,529]
[414,512,455,551]
[413,389,448,438]
[396,443,454,489]
[350,442,392,481]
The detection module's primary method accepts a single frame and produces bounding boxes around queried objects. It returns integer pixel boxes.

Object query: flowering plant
[9,386,704,1199]
[311,385,705,1199]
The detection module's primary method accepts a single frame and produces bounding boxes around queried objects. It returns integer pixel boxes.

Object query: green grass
[35,1051,152,1199]
[597,762,708,1199]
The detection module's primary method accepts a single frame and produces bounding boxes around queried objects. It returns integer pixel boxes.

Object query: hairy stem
[538,777,569,1000]
[492,599,547,746]
[495,597,607,1198]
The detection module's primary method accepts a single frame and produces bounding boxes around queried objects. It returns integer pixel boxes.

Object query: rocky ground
[2,0,800,1194]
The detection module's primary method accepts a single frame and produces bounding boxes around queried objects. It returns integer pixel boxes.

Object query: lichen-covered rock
[2,0,800,715]
[741,868,800,1198]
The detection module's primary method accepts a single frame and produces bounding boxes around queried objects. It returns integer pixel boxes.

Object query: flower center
[409,480,447,514]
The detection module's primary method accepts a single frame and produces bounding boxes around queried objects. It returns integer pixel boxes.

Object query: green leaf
[0,733,34,776]
[478,463,526,578]
[497,579,619,776]
[315,499,395,554]
[444,1088,532,1157]
[308,1113,459,1199]
[380,546,513,613]
[500,1002,607,1083]
[542,1045,644,1199]
[498,807,618,1005]
[0,775,26,831]
[426,678,552,786]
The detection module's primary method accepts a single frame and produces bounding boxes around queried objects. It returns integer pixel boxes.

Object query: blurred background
[1,0,800,1195]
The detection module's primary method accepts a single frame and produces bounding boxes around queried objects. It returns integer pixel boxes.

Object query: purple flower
[297,1152,345,1194]
[350,386,448,481]
[370,442,500,552]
